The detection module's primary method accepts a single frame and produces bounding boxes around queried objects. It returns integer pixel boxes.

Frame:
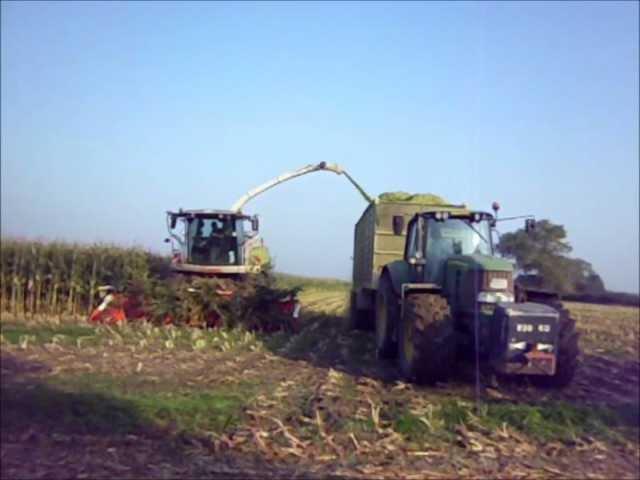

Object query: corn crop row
[0,239,170,316]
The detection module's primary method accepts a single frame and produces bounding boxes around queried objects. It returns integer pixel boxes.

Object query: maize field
[1,240,639,479]
[0,240,299,331]
[0,239,168,317]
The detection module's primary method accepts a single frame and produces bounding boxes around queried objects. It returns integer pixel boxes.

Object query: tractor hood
[444,254,515,315]
[446,254,514,273]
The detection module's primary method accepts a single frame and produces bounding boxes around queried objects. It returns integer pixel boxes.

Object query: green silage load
[378,191,448,205]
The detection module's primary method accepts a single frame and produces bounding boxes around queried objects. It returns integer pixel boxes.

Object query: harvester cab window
[187,217,239,266]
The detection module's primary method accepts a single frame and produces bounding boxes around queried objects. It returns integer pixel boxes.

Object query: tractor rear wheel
[375,276,398,359]
[399,293,457,384]
[535,306,580,388]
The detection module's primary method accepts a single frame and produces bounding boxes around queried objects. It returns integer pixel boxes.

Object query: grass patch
[481,401,621,441]
[388,399,638,444]
[0,322,96,345]
[1,382,145,434]
[2,371,252,437]
[133,391,244,433]
[393,411,432,441]
[430,399,638,443]
[439,399,472,430]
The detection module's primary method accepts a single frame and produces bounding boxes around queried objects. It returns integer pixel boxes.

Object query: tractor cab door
[424,219,456,283]
[405,216,454,285]
[404,217,427,283]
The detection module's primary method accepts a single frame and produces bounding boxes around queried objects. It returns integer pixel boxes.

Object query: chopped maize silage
[378,191,448,205]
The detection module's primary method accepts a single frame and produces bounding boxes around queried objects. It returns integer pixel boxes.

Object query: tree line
[497,219,638,306]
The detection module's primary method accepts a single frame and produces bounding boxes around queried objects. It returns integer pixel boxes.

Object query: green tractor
[353,199,579,387]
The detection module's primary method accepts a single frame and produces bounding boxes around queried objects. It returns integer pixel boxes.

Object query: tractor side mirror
[525,219,536,233]
[392,216,404,236]
[251,216,259,232]
[169,215,177,229]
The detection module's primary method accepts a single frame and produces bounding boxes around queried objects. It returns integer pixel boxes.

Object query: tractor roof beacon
[351,200,579,388]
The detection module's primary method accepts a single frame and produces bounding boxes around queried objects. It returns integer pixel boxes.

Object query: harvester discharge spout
[230,161,373,213]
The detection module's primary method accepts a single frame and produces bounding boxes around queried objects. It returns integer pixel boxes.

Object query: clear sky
[2,1,638,292]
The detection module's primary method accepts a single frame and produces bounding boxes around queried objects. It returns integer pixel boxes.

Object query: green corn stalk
[0,242,8,311]
[34,243,44,315]
[66,249,78,315]
[88,253,99,314]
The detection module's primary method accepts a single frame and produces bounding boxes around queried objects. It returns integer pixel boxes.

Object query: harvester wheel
[399,293,457,384]
[375,276,398,359]
[535,306,580,388]
[349,291,371,330]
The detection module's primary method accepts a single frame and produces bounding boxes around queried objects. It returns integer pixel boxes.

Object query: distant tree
[496,219,605,294]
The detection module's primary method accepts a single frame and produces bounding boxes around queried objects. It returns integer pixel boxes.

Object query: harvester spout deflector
[230,162,373,213]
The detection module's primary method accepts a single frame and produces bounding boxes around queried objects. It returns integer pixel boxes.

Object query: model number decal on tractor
[516,323,551,333]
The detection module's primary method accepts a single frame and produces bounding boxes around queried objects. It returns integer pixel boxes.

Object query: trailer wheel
[535,306,580,388]
[399,293,457,384]
[349,291,371,330]
[375,275,398,359]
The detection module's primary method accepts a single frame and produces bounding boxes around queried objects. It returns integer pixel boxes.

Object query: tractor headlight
[537,343,554,352]
[477,291,514,303]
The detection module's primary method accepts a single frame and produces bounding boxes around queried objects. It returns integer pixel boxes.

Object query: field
[1,276,639,479]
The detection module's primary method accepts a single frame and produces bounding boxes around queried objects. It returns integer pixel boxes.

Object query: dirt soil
[1,293,639,479]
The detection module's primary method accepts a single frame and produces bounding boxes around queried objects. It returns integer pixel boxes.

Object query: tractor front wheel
[535,306,580,388]
[399,293,457,384]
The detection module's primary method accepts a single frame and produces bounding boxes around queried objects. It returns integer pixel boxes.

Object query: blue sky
[2,1,638,292]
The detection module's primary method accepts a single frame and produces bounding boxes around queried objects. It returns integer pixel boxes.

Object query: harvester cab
[166,209,267,277]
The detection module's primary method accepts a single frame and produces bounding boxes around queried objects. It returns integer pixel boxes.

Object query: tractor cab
[405,211,493,283]
[402,209,517,319]
[166,209,265,276]
[403,210,505,283]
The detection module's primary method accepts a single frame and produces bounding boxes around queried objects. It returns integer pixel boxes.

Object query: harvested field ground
[1,280,639,479]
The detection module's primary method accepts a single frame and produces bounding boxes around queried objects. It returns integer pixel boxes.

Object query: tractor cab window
[424,217,492,281]
[187,217,239,265]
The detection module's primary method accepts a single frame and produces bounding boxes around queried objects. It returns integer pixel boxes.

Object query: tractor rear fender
[381,262,441,316]
[381,261,411,296]
[382,261,441,297]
